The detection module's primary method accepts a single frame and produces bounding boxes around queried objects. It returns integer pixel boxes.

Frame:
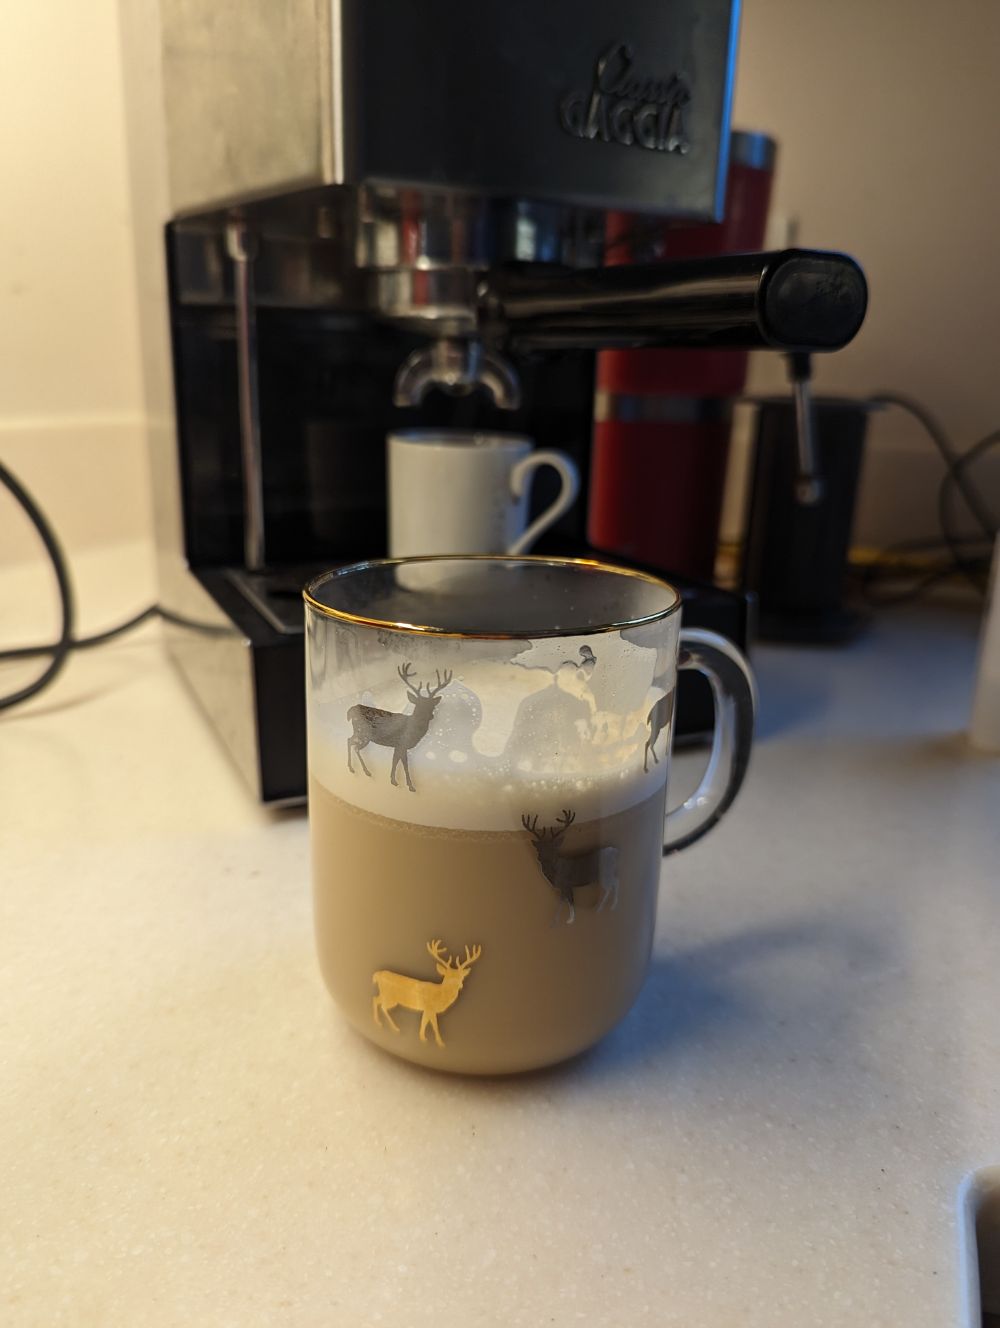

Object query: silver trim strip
[329,0,345,182]
[226,220,267,572]
[594,391,732,425]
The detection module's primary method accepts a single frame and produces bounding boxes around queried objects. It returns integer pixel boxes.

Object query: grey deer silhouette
[643,689,674,772]
[347,663,453,792]
[521,809,618,925]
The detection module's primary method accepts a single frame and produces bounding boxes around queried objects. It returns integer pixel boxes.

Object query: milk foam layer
[309,642,673,832]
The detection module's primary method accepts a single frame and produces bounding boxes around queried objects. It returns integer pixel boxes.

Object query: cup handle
[663,627,757,855]
[506,451,580,555]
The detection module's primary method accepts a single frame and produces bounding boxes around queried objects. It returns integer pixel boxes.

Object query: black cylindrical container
[742,397,872,642]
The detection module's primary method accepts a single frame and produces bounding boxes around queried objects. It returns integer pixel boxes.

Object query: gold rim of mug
[302,554,681,640]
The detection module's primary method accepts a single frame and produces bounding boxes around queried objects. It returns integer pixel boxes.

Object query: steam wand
[477,249,868,355]
[787,352,824,507]
[389,250,868,431]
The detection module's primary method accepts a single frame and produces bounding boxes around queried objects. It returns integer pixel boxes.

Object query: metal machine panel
[346,0,737,218]
[161,0,737,219]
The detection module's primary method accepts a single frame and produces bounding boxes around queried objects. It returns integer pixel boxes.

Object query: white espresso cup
[387,430,580,557]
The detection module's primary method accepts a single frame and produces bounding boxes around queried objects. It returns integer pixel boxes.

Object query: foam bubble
[309,651,672,831]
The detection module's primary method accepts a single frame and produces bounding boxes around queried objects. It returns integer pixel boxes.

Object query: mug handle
[663,627,757,855]
[506,451,580,555]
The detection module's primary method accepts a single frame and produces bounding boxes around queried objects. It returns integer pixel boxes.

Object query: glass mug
[304,556,755,1075]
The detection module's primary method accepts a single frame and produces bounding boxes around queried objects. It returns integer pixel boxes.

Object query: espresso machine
[150,0,867,803]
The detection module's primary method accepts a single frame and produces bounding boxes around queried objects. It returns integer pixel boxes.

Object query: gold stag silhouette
[372,939,482,1047]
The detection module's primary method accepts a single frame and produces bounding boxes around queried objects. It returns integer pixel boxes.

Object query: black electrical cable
[0,604,230,665]
[855,555,988,608]
[941,428,1000,506]
[868,392,997,539]
[875,533,993,555]
[1,458,231,713]
[865,394,998,598]
[938,428,1000,591]
[0,459,76,712]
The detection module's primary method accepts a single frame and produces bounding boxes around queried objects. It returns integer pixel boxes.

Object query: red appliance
[588,130,776,580]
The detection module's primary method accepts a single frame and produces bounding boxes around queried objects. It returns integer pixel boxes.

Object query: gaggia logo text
[559,42,691,154]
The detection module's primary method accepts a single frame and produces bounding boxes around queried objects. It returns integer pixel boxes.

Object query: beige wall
[729,0,1000,545]
[0,0,149,564]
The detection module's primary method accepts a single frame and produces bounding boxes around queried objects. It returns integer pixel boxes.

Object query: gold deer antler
[426,938,451,966]
[462,944,482,967]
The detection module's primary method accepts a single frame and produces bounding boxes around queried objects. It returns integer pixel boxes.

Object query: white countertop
[2,544,999,1327]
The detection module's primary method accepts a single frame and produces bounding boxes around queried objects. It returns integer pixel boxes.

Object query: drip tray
[226,564,338,635]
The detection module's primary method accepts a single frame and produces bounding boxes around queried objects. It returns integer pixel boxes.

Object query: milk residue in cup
[309,639,673,831]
